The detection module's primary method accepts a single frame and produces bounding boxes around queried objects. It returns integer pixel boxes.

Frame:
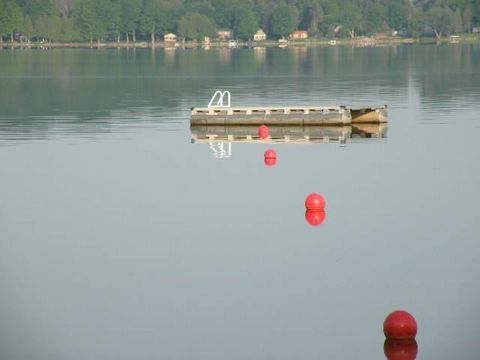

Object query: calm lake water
[0,45,479,360]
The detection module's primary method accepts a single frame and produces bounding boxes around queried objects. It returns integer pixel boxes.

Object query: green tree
[0,0,10,41]
[254,0,275,31]
[462,6,472,31]
[307,2,324,37]
[365,3,388,33]
[298,0,324,36]
[427,6,456,39]
[23,14,34,41]
[96,0,118,41]
[0,0,24,42]
[210,0,258,38]
[54,0,75,18]
[60,16,79,41]
[73,0,119,44]
[211,0,237,29]
[341,1,364,38]
[178,12,217,41]
[139,0,164,44]
[270,4,298,38]
[120,0,142,42]
[387,0,410,30]
[10,0,24,39]
[320,0,341,35]
[35,14,62,42]
[453,8,463,32]
[235,8,258,40]
[20,0,56,19]
[74,0,102,44]
[158,0,183,31]
[473,0,480,26]
[407,7,425,38]
[185,0,215,18]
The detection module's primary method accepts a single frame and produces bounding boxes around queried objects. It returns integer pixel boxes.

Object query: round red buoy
[258,125,270,139]
[305,193,326,211]
[305,210,326,227]
[264,149,277,159]
[384,340,418,360]
[383,311,417,340]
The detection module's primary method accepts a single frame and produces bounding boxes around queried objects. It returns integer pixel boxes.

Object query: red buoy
[384,340,418,360]
[305,210,326,227]
[264,149,277,159]
[258,125,270,139]
[305,193,326,210]
[383,311,417,340]
[264,149,277,167]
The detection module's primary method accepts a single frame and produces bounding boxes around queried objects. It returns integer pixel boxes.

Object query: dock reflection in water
[191,124,387,158]
[192,124,387,143]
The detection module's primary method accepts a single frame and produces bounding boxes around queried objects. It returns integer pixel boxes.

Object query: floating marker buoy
[305,210,326,227]
[258,125,270,139]
[264,149,277,159]
[384,340,418,360]
[305,193,326,211]
[264,149,277,167]
[383,311,417,340]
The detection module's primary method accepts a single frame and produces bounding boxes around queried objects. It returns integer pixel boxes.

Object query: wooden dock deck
[190,105,388,126]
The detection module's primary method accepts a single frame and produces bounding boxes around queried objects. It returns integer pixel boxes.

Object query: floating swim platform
[190,91,388,126]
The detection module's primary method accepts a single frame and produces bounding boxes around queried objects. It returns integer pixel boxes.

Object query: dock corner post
[344,108,353,124]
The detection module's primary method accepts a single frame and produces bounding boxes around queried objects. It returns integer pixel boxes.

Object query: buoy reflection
[258,124,270,139]
[384,339,418,360]
[264,157,277,167]
[305,210,326,227]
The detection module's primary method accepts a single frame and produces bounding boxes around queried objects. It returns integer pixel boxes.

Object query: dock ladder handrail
[208,90,231,108]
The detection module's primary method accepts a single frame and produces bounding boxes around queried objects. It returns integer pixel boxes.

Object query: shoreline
[1,35,479,50]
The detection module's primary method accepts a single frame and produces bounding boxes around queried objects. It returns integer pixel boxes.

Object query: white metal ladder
[208,90,231,108]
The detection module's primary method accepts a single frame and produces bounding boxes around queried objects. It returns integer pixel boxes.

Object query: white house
[254,29,266,41]
[164,33,177,42]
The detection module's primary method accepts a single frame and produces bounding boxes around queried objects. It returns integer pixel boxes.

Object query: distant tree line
[1,0,479,44]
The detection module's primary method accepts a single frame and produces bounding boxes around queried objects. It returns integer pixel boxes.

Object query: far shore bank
[1,34,479,50]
